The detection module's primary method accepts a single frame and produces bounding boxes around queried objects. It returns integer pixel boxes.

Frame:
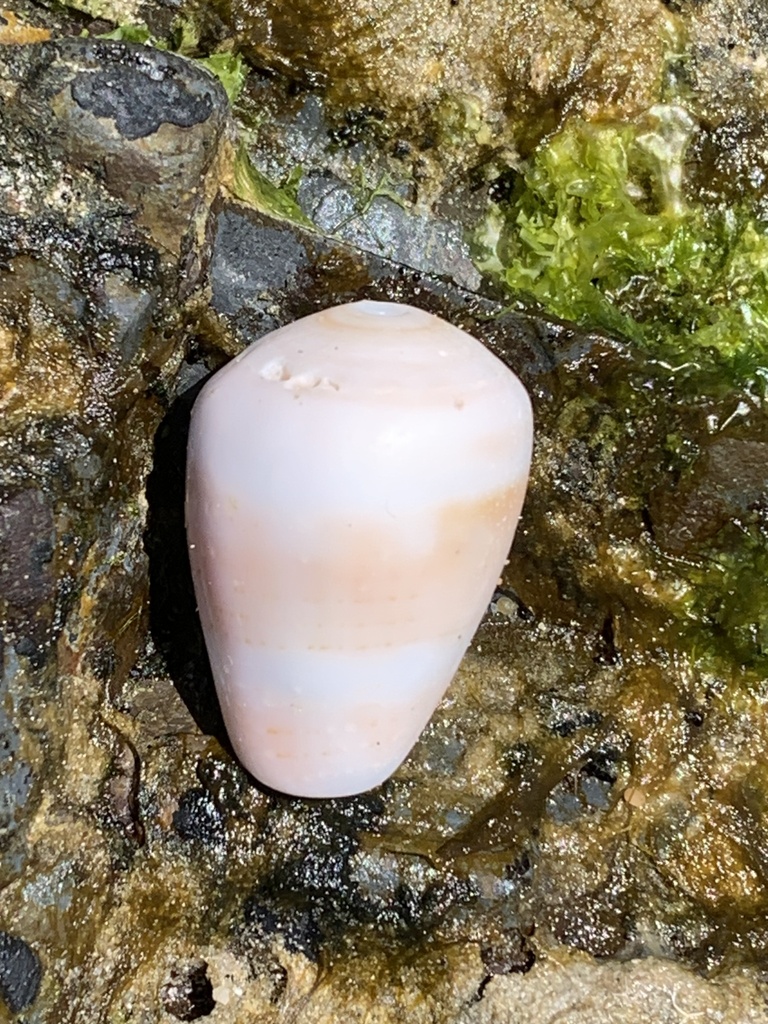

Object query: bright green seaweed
[477,112,768,676]
[477,110,768,395]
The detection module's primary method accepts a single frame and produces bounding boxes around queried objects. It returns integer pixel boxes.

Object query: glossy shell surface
[186,301,533,797]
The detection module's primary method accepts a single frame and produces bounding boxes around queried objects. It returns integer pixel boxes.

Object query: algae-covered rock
[0,35,229,1017]
[1,2,768,1022]
[218,0,677,160]
[0,931,42,1014]
[456,953,768,1024]
[682,0,768,206]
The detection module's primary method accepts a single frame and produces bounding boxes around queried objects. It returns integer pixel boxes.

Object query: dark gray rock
[1,38,229,262]
[173,787,226,848]
[652,438,768,555]
[208,200,554,382]
[0,490,55,634]
[0,36,229,1013]
[0,643,33,839]
[295,169,482,290]
[70,58,214,140]
[210,209,307,319]
[160,959,215,1021]
[0,931,42,1014]
[0,33,230,679]
[682,0,768,209]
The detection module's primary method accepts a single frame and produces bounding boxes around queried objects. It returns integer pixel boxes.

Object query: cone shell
[186,301,533,797]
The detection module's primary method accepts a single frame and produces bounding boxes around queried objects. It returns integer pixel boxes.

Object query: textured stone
[160,959,215,1021]
[457,955,768,1024]
[25,39,229,257]
[0,35,229,1020]
[220,0,676,163]
[0,931,43,1014]
[652,438,768,554]
[0,490,55,635]
[0,8,767,1023]
[0,643,34,839]
[70,61,214,140]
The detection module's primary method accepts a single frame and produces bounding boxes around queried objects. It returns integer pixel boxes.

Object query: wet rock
[480,931,535,976]
[0,931,43,1014]
[104,731,145,847]
[651,437,768,555]
[209,208,307,323]
[219,0,675,165]
[682,0,768,207]
[0,34,228,681]
[160,959,215,1021]
[244,895,325,962]
[0,642,34,839]
[173,787,226,848]
[550,893,629,959]
[295,169,482,290]
[1,13,768,1021]
[224,74,486,290]
[544,745,621,822]
[651,797,768,917]
[0,489,55,642]
[0,6,51,44]
[242,795,385,961]
[459,954,768,1024]
[7,38,229,260]
[70,58,213,139]
[0,34,229,1016]
[207,199,551,376]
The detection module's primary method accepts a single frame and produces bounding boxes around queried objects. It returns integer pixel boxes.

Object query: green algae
[96,21,154,44]
[476,113,768,392]
[230,143,313,227]
[198,50,247,103]
[476,113,768,679]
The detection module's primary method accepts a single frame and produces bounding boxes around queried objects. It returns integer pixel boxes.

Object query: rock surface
[0,931,43,1014]
[220,0,676,161]
[0,35,229,1020]
[0,8,767,1024]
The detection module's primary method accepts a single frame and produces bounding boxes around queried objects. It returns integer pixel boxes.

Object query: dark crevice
[143,374,228,746]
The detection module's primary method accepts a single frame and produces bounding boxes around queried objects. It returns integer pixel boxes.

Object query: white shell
[186,301,533,797]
